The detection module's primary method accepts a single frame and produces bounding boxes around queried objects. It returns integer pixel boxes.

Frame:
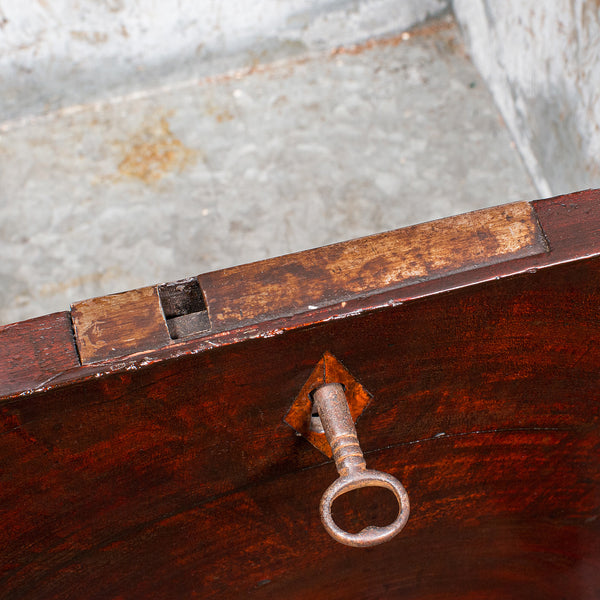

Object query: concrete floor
[0,15,536,325]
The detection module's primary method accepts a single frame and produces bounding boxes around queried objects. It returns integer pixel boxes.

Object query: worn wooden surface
[0,312,79,397]
[200,201,547,330]
[66,201,547,365]
[71,286,170,364]
[1,191,600,598]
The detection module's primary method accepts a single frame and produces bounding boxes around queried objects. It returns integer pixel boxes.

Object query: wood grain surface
[0,312,79,397]
[200,201,548,330]
[67,202,548,365]
[1,256,598,599]
[71,286,170,364]
[0,191,599,599]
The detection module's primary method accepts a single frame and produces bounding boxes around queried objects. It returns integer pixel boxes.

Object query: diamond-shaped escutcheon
[284,352,372,457]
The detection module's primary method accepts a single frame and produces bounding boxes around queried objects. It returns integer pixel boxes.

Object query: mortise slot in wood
[158,278,211,340]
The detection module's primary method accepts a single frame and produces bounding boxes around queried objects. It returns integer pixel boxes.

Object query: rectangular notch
[158,278,211,340]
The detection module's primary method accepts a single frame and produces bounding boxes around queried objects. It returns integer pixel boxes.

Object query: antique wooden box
[1,190,599,598]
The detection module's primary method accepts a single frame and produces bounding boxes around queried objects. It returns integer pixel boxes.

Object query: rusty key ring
[313,383,410,548]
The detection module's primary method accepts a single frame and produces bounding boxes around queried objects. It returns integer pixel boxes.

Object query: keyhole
[310,408,324,433]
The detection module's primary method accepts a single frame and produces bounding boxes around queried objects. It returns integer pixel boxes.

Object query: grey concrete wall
[453,0,600,196]
[0,0,448,122]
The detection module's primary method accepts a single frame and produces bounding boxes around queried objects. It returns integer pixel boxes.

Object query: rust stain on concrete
[330,16,456,57]
[205,100,235,123]
[70,30,109,45]
[118,117,198,183]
